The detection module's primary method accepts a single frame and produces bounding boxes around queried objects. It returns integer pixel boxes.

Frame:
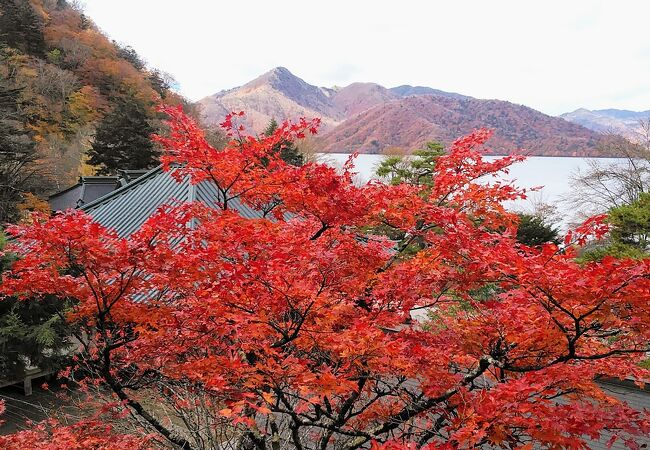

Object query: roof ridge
[80,165,164,212]
[48,181,82,199]
[81,165,265,237]
[80,176,120,181]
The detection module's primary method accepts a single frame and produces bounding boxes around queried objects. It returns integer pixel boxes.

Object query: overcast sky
[82,0,649,116]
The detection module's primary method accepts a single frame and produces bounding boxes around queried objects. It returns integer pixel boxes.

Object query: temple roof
[80,166,261,237]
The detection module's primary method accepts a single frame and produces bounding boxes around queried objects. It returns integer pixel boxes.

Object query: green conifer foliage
[376,141,445,187]
[87,95,158,175]
[0,82,42,222]
[515,213,560,247]
[263,118,304,166]
[0,0,46,56]
[0,235,71,381]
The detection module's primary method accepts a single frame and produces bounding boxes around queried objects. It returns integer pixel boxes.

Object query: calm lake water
[320,154,624,224]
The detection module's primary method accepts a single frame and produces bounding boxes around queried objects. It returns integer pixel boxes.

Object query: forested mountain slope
[0,0,188,221]
[320,95,602,155]
[198,67,604,156]
[561,108,650,142]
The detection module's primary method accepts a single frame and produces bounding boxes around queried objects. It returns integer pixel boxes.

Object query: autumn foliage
[1,107,650,449]
[0,419,152,450]
[0,0,188,207]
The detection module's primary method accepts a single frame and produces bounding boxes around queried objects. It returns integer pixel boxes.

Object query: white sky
[81,0,650,116]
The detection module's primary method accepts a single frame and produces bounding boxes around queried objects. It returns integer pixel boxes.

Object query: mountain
[561,108,650,141]
[197,68,475,134]
[198,67,343,132]
[198,67,604,156]
[390,85,468,99]
[330,82,398,117]
[320,96,601,156]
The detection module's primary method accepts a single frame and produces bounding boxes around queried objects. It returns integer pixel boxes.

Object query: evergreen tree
[263,118,304,166]
[0,81,42,222]
[87,96,158,175]
[0,0,45,56]
[608,192,650,252]
[515,213,560,247]
[0,234,71,380]
[581,193,650,261]
[115,43,146,71]
[376,141,445,187]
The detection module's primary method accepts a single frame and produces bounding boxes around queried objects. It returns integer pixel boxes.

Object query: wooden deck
[0,368,54,397]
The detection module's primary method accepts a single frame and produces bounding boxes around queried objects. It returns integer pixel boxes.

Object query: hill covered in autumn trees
[198,67,605,156]
[319,95,602,156]
[0,0,192,221]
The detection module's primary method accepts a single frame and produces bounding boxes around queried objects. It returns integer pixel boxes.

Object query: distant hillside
[389,85,468,99]
[320,96,602,156]
[330,82,398,117]
[0,0,188,193]
[561,108,650,141]
[199,67,343,132]
[199,67,603,156]
[197,69,472,135]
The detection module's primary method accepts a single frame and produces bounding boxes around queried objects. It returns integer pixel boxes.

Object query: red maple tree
[1,107,649,449]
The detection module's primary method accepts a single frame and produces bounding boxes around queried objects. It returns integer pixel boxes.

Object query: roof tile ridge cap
[79,178,87,206]
[79,165,164,211]
[48,181,83,199]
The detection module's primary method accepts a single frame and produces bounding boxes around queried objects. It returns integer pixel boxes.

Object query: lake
[320,154,624,226]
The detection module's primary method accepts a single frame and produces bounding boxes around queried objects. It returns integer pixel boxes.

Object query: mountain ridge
[199,67,343,132]
[561,108,650,141]
[197,67,607,156]
[320,95,601,156]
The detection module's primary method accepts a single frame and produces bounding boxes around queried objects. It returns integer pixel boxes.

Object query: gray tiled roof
[80,166,263,237]
[48,176,120,212]
[48,171,153,212]
[591,380,650,449]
